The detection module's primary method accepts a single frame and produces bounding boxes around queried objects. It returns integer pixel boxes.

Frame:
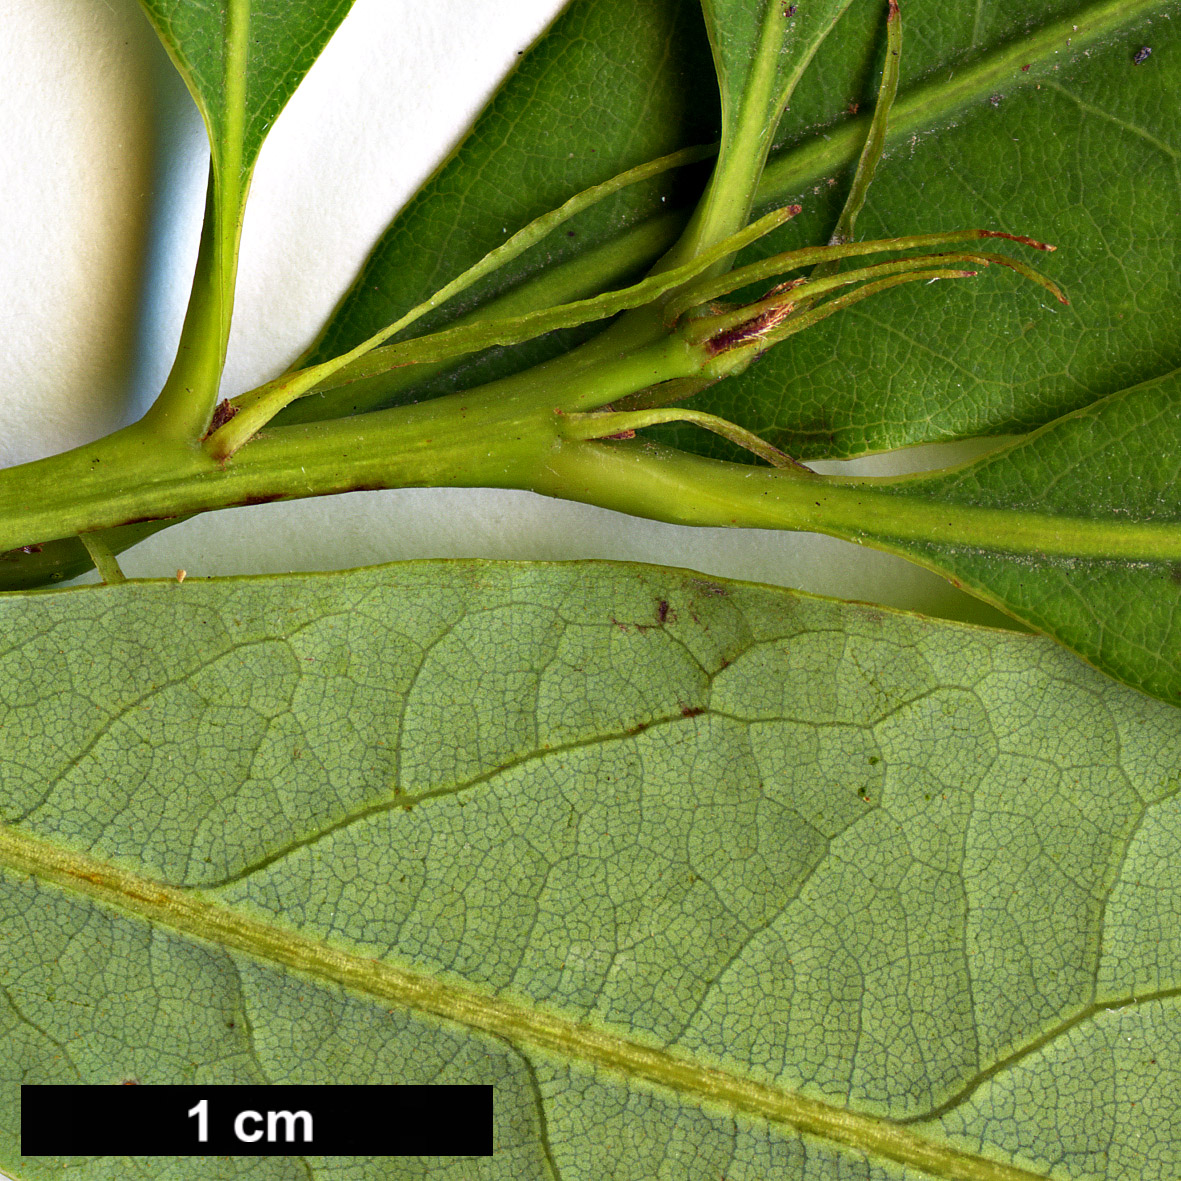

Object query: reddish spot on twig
[236,493,285,507]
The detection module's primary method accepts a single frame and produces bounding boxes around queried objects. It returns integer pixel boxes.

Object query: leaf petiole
[78,533,127,585]
[813,0,901,269]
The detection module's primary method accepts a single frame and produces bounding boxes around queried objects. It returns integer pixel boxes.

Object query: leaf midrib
[756,0,1165,206]
[1,821,1050,1180]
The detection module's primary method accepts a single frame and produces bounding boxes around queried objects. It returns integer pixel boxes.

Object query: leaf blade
[138,0,355,186]
[2,561,1178,1177]
[865,368,1181,702]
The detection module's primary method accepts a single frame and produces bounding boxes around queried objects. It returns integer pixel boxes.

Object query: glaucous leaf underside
[1,562,1178,1179]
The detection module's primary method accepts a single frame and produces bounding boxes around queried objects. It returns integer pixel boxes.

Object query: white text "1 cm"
[187,1099,314,1143]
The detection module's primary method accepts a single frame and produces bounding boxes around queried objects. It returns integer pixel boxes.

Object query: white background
[1,0,1015,1152]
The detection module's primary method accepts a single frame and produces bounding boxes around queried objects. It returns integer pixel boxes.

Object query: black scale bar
[21,1085,492,1157]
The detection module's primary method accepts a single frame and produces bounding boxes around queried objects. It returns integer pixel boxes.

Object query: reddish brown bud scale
[203,399,239,440]
[705,304,794,357]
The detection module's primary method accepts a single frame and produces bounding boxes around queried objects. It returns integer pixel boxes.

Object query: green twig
[206,204,798,460]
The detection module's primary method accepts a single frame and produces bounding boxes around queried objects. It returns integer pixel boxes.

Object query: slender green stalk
[798,0,900,319]
[559,408,812,471]
[0,523,178,593]
[669,0,854,269]
[274,211,692,426]
[821,0,901,255]
[698,267,980,367]
[78,533,126,584]
[683,0,788,259]
[682,251,1064,358]
[664,229,1057,322]
[252,143,711,416]
[137,172,239,441]
[682,255,978,344]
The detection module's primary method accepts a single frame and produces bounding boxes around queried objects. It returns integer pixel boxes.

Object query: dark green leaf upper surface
[2,562,1179,1178]
[669,0,1181,457]
[138,0,354,182]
